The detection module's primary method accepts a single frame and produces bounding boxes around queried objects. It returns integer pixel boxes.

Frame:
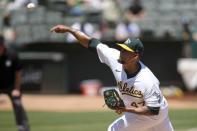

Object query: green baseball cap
[117,38,144,56]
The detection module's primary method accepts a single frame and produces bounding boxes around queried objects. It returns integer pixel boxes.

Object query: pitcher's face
[118,49,136,64]
[118,49,138,70]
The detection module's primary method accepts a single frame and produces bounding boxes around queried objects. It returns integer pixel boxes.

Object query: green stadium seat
[27,6,46,24]
[15,25,31,45]
[46,11,63,24]
[31,24,49,42]
[10,8,28,26]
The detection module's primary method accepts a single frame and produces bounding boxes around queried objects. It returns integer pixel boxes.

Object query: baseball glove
[103,89,125,110]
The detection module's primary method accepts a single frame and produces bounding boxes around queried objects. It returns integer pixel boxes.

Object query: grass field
[0,109,197,131]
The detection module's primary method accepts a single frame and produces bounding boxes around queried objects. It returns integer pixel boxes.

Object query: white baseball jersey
[92,41,174,131]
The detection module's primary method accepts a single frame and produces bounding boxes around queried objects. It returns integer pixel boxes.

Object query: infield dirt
[0,93,197,112]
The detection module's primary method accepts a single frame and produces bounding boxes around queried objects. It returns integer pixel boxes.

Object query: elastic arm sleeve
[88,38,100,52]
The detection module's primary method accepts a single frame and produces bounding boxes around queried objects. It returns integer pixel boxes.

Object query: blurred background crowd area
[0,0,196,47]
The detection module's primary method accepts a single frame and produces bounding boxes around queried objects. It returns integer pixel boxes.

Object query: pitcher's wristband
[88,38,100,52]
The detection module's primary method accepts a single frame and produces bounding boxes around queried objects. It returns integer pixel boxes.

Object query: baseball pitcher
[50,25,174,131]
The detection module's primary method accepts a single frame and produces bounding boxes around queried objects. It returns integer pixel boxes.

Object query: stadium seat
[46,11,63,24]
[15,25,31,45]
[31,24,49,42]
[10,8,28,26]
[64,16,85,26]
[47,0,68,13]
[83,8,102,23]
[27,6,46,24]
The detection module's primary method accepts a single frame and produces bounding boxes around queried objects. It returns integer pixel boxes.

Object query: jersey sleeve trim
[88,38,100,52]
[147,106,160,115]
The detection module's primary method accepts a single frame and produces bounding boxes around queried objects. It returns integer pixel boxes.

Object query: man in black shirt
[125,0,147,21]
[0,35,30,131]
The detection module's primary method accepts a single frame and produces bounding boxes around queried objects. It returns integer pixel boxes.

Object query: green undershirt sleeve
[147,106,160,115]
[88,38,100,52]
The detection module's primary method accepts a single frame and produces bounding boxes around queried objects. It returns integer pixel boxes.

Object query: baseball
[27,3,35,10]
